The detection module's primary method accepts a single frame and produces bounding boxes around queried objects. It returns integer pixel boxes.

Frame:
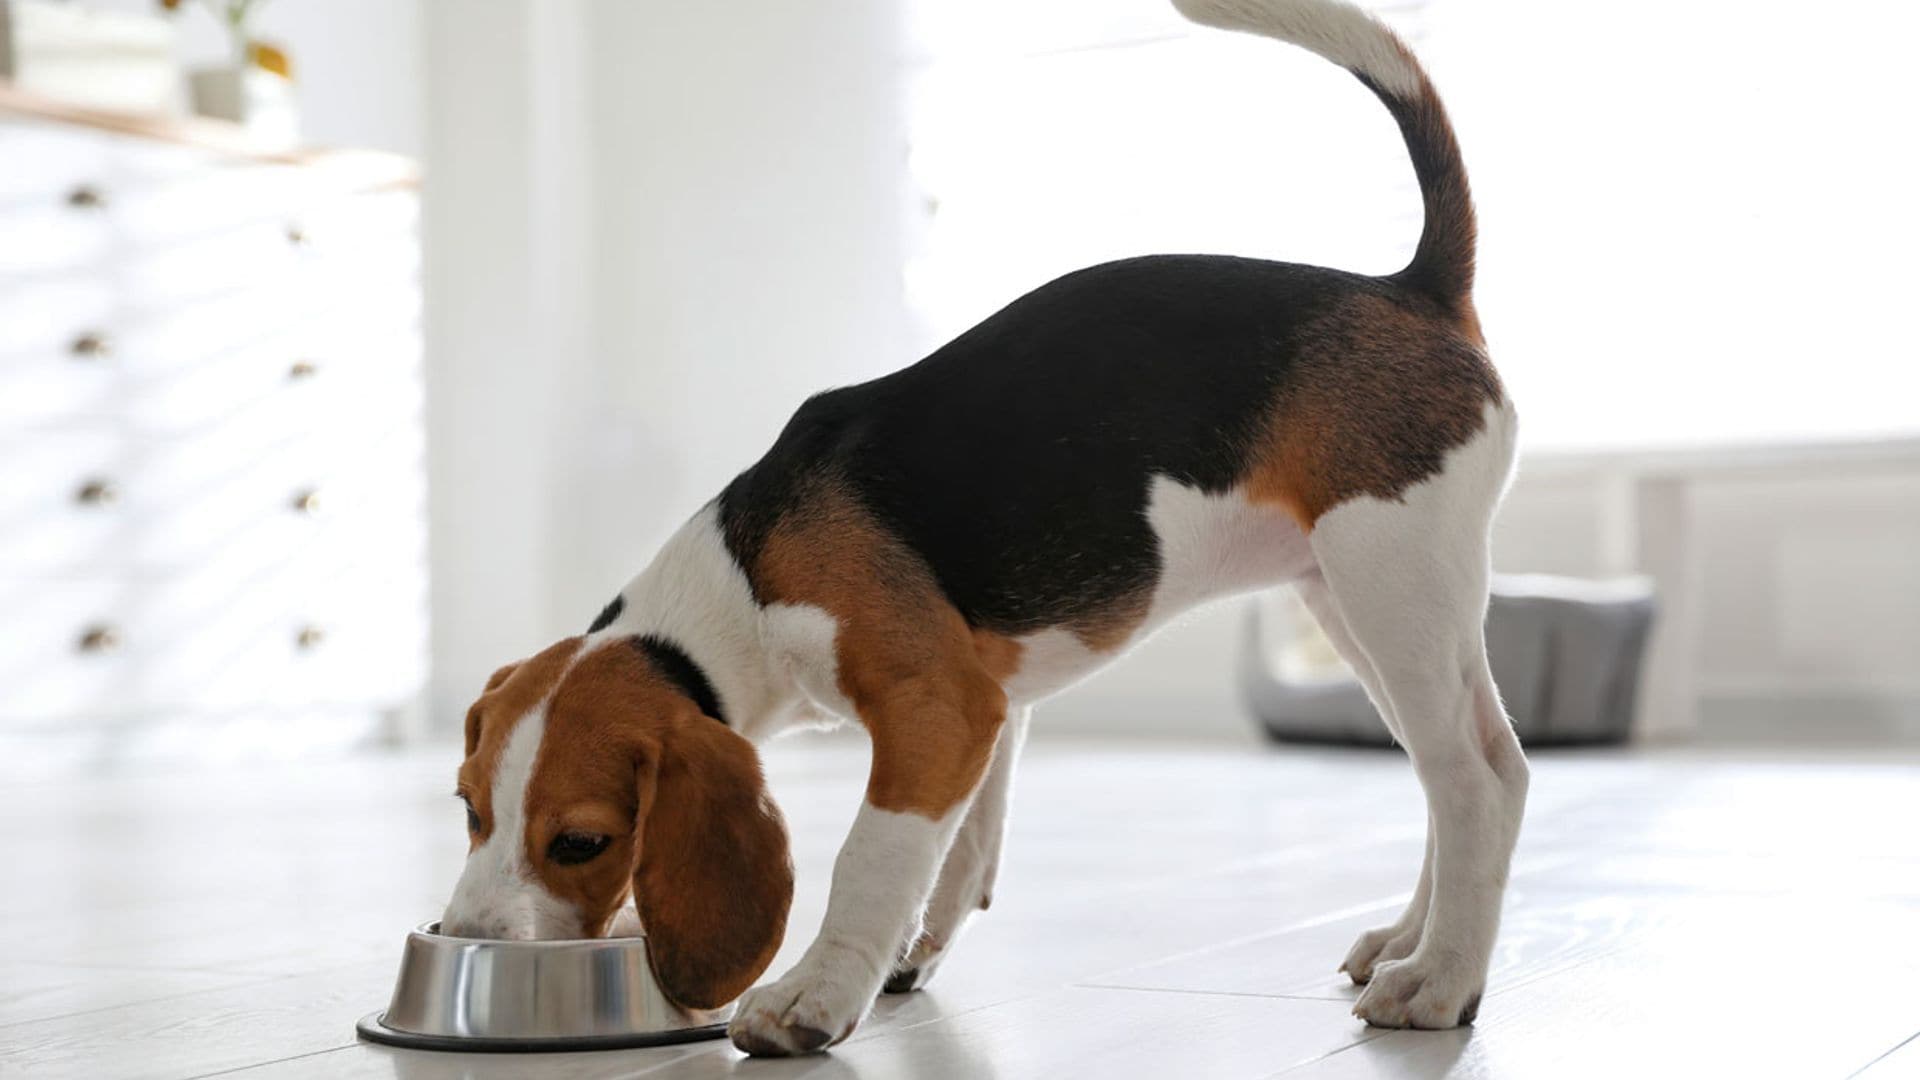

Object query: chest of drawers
[0,90,427,767]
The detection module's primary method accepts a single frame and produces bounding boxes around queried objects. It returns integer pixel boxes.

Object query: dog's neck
[602,502,793,741]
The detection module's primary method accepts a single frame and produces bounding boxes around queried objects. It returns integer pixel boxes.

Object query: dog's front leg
[886,704,1030,993]
[729,674,1005,1057]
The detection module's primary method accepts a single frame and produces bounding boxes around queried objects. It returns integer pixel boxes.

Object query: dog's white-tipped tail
[1172,0,1476,308]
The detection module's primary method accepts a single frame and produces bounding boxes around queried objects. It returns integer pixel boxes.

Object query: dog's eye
[548,832,611,866]
[458,795,481,835]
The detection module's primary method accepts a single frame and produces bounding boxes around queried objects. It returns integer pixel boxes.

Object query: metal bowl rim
[407,920,652,949]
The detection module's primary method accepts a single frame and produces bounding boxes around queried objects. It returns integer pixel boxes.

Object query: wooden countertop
[0,78,418,185]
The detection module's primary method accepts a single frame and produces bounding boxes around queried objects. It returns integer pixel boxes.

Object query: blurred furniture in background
[1242,574,1656,747]
[0,1,178,113]
[0,81,425,771]
[1494,442,1920,744]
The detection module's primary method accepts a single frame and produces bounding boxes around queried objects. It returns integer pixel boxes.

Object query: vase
[188,64,298,148]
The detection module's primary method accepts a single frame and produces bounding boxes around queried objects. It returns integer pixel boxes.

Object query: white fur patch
[593,503,784,736]
[730,802,963,1053]
[1144,474,1317,610]
[442,711,581,939]
[761,601,854,720]
[1172,0,1423,99]
[1003,479,1313,704]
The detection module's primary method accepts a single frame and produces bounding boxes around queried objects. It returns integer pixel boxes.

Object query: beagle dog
[443,0,1528,1057]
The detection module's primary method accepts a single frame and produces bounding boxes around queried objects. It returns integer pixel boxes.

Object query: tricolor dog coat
[443,0,1529,1056]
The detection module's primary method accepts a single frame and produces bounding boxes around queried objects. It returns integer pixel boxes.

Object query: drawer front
[106,139,409,255]
[0,120,112,204]
[0,563,427,721]
[0,270,419,435]
[0,198,114,276]
[283,567,430,708]
[107,150,305,251]
[0,277,118,424]
[0,121,399,275]
[116,212,313,310]
[125,567,425,713]
[0,352,424,576]
[0,426,125,569]
[0,420,319,574]
[111,294,421,437]
[113,190,419,316]
[0,579,132,720]
[0,121,123,276]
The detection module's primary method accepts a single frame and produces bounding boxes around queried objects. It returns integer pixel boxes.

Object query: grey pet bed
[1242,574,1656,747]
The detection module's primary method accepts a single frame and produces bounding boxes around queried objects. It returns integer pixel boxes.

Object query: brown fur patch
[457,638,584,845]
[527,641,794,1010]
[1243,293,1502,530]
[970,628,1026,684]
[1067,593,1152,655]
[749,477,1008,819]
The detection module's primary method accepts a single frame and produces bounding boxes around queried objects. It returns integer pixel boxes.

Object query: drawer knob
[66,184,108,209]
[75,478,119,506]
[288,360,319,380]
[70,332,112,359]
[78,624,122,654]
[291,488,322,515]
[295,625,327,650]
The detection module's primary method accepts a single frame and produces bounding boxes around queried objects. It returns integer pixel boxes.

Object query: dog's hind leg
[1296,575,1437,984]
[1307,405,1527,1029]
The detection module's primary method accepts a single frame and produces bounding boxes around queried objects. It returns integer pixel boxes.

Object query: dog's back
[724,255,1497,645]
[721,0,1500,655]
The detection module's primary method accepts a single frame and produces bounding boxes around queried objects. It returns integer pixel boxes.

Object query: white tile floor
[3,735,1917,1079]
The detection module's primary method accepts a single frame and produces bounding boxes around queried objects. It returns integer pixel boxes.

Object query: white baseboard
[1693,693,1920,744]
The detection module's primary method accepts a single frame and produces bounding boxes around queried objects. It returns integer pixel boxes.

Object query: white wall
[419,0,583,723]
[556,0,913,621]
[419,0,911,723]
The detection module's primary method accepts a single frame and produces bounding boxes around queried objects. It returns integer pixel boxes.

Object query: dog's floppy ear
[484,661,523,693]
[464,660,526,756]
[632,715,794,1010]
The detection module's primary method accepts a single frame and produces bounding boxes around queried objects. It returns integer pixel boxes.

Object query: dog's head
[440,636,793,1009]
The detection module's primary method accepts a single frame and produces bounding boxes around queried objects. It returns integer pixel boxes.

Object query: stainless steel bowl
[356,922,732,1052]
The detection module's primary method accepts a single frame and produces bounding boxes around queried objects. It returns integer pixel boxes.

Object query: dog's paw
[1351,953,1483,1029]
[1338,922,1420,985]
[882,962,926,995]
[885,843,996,994]
[883,927,953,994]
[728,947,877,1057]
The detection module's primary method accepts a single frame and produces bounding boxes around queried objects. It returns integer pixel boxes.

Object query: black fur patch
[720,255,1412,635]
[633,634,726,725]
[1354,72,1477,309]
[587,594,625,633]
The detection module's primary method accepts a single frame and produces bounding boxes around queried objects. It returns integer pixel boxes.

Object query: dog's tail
[1171,0,1476,309]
